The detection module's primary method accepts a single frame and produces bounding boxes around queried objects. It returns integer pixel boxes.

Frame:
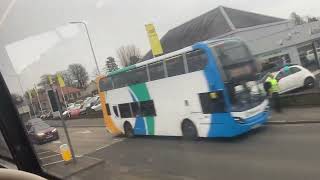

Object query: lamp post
[69,21,101,74]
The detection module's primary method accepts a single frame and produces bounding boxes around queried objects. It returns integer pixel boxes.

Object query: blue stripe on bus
[129,91,147,135]
[192,43,233,137]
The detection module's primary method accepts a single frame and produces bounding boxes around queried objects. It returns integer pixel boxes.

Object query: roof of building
[143,6,285,60]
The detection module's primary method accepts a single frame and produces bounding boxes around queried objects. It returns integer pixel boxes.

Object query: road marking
[42,160,65,167]
[77,130,92,134]
[84,155,102,161]
[37,151,52,155]
[52,140,62,144]
[40,154,60,160]
[95,139,124,151]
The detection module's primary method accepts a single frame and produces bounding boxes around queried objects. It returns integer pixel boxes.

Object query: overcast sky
[1,0,320,89]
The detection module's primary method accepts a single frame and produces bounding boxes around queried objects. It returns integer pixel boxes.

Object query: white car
[91,103,101,112]
[273,65,315,94]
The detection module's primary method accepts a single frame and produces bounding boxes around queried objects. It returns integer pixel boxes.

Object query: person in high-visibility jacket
[266,74,281,112]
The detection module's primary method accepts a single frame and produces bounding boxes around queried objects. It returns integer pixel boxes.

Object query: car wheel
[304,77,315,88]
[124,122,134,138]
[182,120,198,140]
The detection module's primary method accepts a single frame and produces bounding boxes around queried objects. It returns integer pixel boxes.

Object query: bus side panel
[106,88,131,133]
[99,91,122,135]
[147,71,210,137]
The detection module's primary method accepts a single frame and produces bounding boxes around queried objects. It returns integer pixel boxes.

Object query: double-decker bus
[97,38,269,138]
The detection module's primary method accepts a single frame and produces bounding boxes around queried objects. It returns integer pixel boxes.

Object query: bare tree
[68,64,89,89]
[116,45,142,67]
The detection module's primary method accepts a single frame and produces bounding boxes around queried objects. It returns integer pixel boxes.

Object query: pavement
[269,107,320,124]
[33,127,123,179]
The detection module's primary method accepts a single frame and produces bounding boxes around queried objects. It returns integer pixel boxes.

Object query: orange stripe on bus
[96,76,121,135]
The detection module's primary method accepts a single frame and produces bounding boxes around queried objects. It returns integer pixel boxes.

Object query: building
[30,86,81,114]
[80,81,98,98]
[144,6,320,73]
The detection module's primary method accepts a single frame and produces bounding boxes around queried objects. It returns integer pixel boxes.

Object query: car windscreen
[33,123,50,131]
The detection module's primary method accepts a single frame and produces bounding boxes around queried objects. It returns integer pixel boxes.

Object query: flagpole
[49,75,76,162]
[60,86,68,109]
[34,84,43,113]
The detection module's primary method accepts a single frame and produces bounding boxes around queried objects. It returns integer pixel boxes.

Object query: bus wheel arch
[181,119,198,140]
[123,121,134,138]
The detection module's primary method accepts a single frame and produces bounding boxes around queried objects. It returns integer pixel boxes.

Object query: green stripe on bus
[107,64,136,76]
[129,83,155,135]
[145,116,154,135]
[129,83,150,101]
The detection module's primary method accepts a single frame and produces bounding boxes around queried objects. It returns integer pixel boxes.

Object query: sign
[145,23,163,57]
[57,73,65,87]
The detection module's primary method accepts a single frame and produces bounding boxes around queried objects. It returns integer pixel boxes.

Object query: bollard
[60,144,72,163]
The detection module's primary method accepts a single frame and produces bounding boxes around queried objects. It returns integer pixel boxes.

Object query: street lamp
[69,21,101,74]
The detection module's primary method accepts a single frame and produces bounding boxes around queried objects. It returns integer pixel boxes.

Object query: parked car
[25,118,59,144]
[91,98,102,112]
[80,96,100,114]
[63,103,81,119]
[271,65,315,94]
[306,48,320,61]
[91,103,102,112]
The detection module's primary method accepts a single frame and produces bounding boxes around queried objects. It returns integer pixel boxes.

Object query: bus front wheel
[182,120,198,140]
[124,122,134,138]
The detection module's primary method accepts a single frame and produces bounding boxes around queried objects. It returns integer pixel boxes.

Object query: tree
[306,16,319,23]
[11,93,24,106]
[290,12,306,25]
[67,64,89,89]
[38,74,53,88]
[105,56,119,73]
[116,45,142,67]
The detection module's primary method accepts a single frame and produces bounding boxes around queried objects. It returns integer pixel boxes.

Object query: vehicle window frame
[165,55,186,77]
[185,49,208,73]
[289,67,302,74]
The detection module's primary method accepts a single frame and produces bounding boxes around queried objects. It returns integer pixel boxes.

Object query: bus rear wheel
[124,122,134,138]
[182,120,198,140]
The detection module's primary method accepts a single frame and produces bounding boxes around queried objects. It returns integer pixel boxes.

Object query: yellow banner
[145,23,163,57]
[57,73,65,87]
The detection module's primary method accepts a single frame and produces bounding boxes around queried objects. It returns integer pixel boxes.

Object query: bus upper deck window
[165,55,185,77]
[148,62,165,81]
[186,50,208,72]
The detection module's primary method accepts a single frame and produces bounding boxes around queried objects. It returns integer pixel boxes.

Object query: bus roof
[107,38,242,77]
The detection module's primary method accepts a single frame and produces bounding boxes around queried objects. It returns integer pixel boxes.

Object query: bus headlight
[234,117,244,122]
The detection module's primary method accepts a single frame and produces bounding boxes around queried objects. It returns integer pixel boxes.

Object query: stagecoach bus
[97,38,269,138]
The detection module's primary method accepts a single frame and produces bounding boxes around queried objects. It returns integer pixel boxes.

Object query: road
[45,118,105,127]
[34,123,320,180]
[85,124,320,180]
